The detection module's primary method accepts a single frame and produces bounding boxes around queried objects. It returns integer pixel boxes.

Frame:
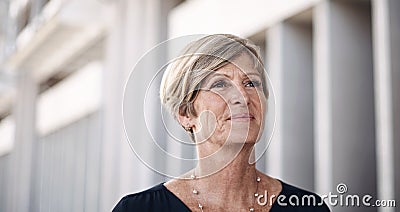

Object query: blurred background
[0,0,398,211]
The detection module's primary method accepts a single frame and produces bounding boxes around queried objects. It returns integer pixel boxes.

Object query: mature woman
[113,34,330,211]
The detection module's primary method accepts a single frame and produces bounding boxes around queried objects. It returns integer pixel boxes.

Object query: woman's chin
[195,126,263,146]
[226,126,262,142]
[225,132,261,145]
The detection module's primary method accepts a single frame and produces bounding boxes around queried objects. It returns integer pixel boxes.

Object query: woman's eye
[245,80,261,87]
[211,80,227,88]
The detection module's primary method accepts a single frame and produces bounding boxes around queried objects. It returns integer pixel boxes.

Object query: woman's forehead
[214,54,260,77]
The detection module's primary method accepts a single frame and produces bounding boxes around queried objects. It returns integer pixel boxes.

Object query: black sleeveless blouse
[113,180,330,211]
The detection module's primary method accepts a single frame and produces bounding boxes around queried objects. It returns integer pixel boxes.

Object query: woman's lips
[228,113,255,121]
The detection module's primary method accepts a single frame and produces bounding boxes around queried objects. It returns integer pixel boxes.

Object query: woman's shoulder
[270,180,331,211]
[112,183,165,211]
[279,181,319,196]
[112,183,190,212]
[117,183,165,201]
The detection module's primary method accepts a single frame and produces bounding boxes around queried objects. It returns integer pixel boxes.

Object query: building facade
[0,0,398,211]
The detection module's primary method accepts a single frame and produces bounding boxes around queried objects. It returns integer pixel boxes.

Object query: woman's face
[188,53,267,145]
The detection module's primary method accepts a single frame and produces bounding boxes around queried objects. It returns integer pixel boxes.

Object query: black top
[113,180,331,211]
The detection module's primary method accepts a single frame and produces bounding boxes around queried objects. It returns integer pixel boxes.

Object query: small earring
[183,125,192,132]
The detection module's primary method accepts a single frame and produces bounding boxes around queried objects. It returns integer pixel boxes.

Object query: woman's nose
[228,84,250,106]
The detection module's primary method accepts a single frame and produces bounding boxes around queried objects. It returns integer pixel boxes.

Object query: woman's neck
[195,141,256,176]
[192,143,259,206]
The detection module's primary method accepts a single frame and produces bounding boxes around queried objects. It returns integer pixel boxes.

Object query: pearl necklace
[190,173,261,212]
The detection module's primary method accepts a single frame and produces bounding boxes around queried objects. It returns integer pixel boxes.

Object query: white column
[372,0,398,211]
[388,0,400,203]
[266,21,314,190]
[99,0,170,210]
[314,1,377,211]
[98,3,125,210]
[313,0,333,196]
[6,71,38,212]
[281,21,314,190]
[266,24,284,180]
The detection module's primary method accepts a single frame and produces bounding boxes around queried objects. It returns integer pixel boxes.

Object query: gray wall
[30,112,102,212]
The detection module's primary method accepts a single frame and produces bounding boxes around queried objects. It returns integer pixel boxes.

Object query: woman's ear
[177,109,196,142]
[177,104,195,128]
[177,113,191,129]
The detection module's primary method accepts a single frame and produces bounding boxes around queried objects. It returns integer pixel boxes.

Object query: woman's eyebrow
[243,72,261,78]
[210,70,260,78]
[204,70,261,84]
[204,72,229,80]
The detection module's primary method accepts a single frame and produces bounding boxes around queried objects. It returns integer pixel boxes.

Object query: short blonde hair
[160,34,268,122]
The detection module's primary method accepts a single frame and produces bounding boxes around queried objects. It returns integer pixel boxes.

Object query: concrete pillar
[372,0,399,211]
[313,0,333,196]
[266,23,284,180]
[99,1,137,210]
[84,113,102,212]
[388,0,400,203]
[99,0,173,210]
[314,1,376,211]
[266,20,314,190]
[6,71,38,212]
